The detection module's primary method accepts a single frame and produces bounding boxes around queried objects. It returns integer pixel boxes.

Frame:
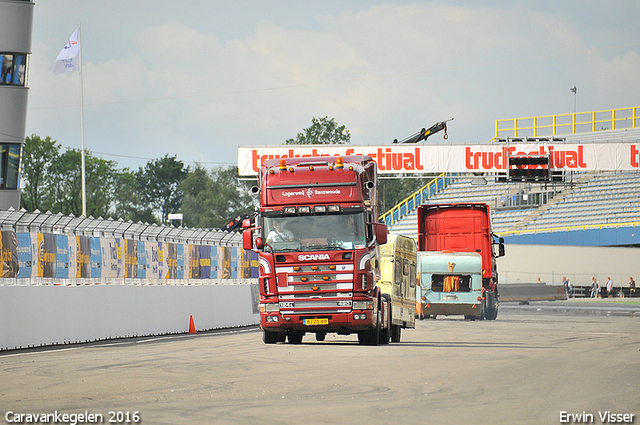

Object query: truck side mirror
[242,218,252,229]
[243,229,254,250]
[375,223,388,245]
[255,237,264,250]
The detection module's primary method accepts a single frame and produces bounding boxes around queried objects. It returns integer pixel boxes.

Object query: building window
[0,144,22,189]
[0,53,28,86]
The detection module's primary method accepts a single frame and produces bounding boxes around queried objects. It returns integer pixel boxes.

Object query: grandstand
[383,107,640,247]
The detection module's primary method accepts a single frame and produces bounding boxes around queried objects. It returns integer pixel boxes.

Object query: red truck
[416,203,505,320]
[243,155,391,344]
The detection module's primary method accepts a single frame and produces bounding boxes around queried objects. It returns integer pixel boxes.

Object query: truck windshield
[263,212,366,252]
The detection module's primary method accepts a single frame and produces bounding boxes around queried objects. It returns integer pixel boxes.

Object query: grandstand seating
[386,171,640,241]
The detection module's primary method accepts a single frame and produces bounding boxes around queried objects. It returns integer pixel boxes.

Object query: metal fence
[0,208,256,286]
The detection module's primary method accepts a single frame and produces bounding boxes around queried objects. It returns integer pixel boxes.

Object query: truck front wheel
[263,330,280,344]
[358,312,381,346]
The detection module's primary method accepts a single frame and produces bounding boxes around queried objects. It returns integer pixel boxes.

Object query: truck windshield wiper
[303,244,343,251]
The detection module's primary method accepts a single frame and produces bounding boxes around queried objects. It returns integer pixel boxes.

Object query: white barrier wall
[0,284,260,351]
[497,244,640,286]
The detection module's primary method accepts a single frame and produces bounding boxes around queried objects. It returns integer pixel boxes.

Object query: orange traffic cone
[188,315,197,334]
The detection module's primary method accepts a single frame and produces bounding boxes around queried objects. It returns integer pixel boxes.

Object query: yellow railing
[379,173,449,226]
[494,106,639,140]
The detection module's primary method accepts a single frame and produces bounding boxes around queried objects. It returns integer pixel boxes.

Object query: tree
[112,168,157,224]
[47,148,119,217]
[20,134,119,217]
[137,155,188,223]
[181,165,256,229]
[20,134,61,212]
[285,116,350,145]
[378,174,438,214]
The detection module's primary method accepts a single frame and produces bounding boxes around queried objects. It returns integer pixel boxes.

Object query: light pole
[570,86,577,113]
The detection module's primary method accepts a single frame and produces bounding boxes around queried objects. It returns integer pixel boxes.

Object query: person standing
[606,277,613,298]
[590,277,600,298]
[629,277,636,296]
[562,276,570,299]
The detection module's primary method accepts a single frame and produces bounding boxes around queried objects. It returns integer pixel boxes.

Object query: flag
[53,28,80,75]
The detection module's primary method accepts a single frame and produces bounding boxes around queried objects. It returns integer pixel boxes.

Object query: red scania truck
[416,203,505,320]
[243,155,391,345]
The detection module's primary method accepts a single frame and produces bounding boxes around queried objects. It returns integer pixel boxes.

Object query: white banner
[238,143,640,175]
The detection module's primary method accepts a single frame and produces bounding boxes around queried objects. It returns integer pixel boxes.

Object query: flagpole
[78,23,87,217]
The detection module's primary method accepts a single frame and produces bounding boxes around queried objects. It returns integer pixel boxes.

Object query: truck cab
[244,155,391,344]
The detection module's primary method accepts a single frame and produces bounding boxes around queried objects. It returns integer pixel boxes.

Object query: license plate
[303,318,329,326]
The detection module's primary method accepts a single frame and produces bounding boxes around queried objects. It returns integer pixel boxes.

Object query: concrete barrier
[499,283,566,302]
[0,284,260,351]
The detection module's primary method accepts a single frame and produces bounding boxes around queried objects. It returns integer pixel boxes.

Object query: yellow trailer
[377,234,417,342]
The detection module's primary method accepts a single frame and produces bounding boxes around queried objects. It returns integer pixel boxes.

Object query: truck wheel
[379,326,390,345]
[263,331,280,344]
[359,312,381,346]
[379,294,391,344]
[287,332,304,344]
[484,292,499,320]
[391,324,401,343]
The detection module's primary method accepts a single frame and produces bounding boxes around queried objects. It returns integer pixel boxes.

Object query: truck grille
[275,263,354,314]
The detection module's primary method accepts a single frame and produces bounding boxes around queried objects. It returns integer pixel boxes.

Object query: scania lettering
[243,155,391,345]
[298,254,331,261]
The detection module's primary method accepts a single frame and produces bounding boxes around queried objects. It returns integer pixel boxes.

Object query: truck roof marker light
[269,169,275,174]
[336,157,344,169]
[309,166,314,171]
[329,165,334,171]
[314,205,326,213]
[279,159,287,170]
[284,207,296,214]
[328,205,340,212]
[289,167,295,172]
[348,166,354,171]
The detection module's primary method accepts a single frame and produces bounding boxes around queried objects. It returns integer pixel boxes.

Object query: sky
[26,0,640,171]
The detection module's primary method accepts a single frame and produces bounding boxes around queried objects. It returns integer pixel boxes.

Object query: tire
[315,332,326,342]
[484,291,499,320]
[263,330,280,344]
[360,312,380,346]
[379,297,391,344]
[391,324,401,343]
[379,326,390,345]
[287,332,304,344]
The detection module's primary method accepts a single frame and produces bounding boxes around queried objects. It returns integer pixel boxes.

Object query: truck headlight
[353,300,374,310]
[259,303,280,313]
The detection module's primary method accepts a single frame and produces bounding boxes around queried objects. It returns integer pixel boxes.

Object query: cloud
[25,2,640,170]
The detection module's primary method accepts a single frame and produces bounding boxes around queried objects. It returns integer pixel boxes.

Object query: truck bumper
[419,302,482,317]
[260,310,376,333]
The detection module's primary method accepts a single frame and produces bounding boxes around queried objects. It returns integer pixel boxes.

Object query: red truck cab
[243,155,390,344]
[417,203,505,319]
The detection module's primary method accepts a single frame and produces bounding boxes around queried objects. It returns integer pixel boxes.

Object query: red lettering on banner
[414,148,423,170]
[464,145,588,170]
[631,145,639,168]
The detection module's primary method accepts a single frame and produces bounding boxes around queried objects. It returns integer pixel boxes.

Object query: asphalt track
[1,300,639,425]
